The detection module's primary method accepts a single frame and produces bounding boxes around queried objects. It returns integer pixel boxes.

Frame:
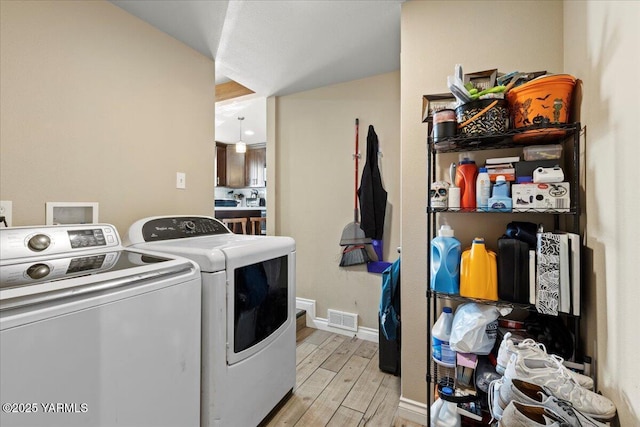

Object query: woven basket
[455,99,509,136]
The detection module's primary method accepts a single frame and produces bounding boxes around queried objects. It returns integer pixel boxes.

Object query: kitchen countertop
[215,206,266,211]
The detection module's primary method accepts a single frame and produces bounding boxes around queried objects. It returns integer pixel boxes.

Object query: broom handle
[354,118,359,222]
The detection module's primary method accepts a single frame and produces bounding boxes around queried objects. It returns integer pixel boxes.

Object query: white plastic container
[488,175,512,212]
[475,167,491,211]
[432,307,456,367]
[523,144,562,161]
[430,225,461,295]
[430,397,461,427]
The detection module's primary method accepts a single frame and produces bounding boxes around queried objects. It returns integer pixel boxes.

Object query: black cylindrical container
[433,109,457,143]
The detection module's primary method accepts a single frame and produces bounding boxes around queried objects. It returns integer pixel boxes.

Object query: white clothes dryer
[127,215,296,427]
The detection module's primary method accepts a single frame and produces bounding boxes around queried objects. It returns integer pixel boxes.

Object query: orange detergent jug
[460,238,498,301]
[455,153,478,210]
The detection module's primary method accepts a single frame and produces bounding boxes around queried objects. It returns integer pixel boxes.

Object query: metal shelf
[427,207,577,215]
[426,290,532,311]
[425,122,584,423]
[428,123,581,153]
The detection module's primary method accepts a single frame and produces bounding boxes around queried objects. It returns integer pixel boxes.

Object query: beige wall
[564,2,640,424]
[0,1,215,233]
[400,0,563,409]
[274,71,401,329]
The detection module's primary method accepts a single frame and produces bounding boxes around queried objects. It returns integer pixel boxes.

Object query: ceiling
[110,0,404,144]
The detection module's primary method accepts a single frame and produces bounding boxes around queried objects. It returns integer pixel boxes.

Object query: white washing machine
[127,215,296,427]
[0,224,201,427]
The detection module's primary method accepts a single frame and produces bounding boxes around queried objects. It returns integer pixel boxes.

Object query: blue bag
[379,258,400,340]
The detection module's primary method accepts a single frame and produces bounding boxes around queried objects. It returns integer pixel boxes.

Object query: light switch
[176,172,186,189]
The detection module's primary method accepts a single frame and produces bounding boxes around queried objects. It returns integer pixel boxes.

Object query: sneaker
[496,332,594,390]
[499,400,609,427]
[499,401,561,426]
[504,352,616,420]
[489,377,506,420]
[491,377,609,426]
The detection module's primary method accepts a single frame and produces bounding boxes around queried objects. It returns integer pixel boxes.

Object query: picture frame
[422,93,457,123]
[464,69,498,92]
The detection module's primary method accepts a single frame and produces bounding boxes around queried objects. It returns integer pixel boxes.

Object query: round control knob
[26,263,50,280]
[28,234,51,252]
[184,221,196,231]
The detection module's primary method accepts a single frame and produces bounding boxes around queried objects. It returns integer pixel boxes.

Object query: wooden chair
[222,218,247,234]
[249,217,266,235]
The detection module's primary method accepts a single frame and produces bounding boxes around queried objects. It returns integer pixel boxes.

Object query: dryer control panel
[132,216,230,242]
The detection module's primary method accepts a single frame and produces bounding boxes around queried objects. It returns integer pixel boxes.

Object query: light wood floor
[263,327,425,427]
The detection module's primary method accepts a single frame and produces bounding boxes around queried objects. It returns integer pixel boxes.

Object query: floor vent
[327,309,358,332]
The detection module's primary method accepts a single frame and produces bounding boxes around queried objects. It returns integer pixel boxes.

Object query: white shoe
[492,377,609,426]
[504,352,616,420]
[499,401,561,426]
[489,377,505,420]
[500,400,610,427]
[496,332,594,390]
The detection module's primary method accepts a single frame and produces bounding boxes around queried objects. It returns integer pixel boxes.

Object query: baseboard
[295,298,316,326]
[295,297,378,343]
[398,396,427,426]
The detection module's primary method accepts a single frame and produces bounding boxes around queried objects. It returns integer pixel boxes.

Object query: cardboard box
[512,182,570,212]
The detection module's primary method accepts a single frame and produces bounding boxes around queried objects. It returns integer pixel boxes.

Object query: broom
[340,118,375,266]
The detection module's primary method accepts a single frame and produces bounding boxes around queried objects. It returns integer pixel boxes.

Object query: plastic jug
[432,307,456,366]
[488,174,512,212]
[475,167,491,211]
[430,396,461,427]
[455,153,478,210]
[430,225,461,294]
[460,238,498,301]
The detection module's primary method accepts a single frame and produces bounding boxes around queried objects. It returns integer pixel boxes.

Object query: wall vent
[327,309,358,332]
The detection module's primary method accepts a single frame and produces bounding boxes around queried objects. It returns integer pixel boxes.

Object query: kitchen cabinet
[226,145,246,188]
[216,143,227,186]
[245,147,266,187]
[425,123,584,421]
[216,144,264,188]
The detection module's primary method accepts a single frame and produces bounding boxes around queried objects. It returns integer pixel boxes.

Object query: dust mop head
[339,245,371,266]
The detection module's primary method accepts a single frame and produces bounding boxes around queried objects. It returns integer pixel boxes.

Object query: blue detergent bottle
[430,225,461,294]
[488,175,512,212]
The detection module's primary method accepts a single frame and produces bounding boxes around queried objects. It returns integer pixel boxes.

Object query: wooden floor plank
[296,334,345,387]
[327,406,364,427]
[295,355,369,426]
[320,336,362,372]
[303,329,333,345]
[354,340,378,359]
[392,415,427,427]
[359,375,402,426]
[296,326,316,343]
[264,367,335,426]
[296,341,317,365]
[272,328,425,427]
[342,351,386,413]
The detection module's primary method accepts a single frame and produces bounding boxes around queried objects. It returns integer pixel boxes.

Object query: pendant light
[235,116,246,153]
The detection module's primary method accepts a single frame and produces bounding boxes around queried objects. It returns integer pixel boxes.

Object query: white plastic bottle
[430,398,445,426]
[475,167,491,211]
[434,399,462,427]
[431,307,456,366]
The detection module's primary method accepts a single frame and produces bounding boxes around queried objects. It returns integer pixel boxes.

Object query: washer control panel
[134,216,230,242]
[0,224,120,261]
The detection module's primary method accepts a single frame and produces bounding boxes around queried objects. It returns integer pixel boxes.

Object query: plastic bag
[450,303,511,355]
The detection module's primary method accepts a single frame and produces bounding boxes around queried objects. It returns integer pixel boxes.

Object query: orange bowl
[506,74,576,129]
